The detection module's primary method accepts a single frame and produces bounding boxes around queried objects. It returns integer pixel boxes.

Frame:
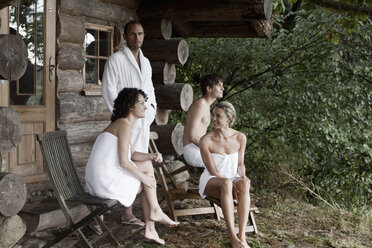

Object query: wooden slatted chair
[36,130,121,248]
[149,132,258,234]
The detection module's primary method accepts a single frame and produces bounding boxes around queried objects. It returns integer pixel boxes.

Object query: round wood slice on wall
[0,34,28,81]
[0,107,22,152]
[0,173,27,217]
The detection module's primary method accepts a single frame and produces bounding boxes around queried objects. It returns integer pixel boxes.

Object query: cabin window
[84,23,113,94]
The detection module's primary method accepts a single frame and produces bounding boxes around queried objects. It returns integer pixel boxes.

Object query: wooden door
[0,0,56,183]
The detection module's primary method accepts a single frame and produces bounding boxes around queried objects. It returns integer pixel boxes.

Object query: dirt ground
[18,188,372,248]
[17,168,372,248]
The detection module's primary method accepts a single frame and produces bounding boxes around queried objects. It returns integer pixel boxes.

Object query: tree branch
[306,0,372,16]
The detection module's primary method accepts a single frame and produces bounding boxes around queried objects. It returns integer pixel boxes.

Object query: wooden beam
[57,14,85,44]
[154,83,193,111]
[150,61,176,85]
[57,43,85,70]
[138,0,273,21]
[142,18,172,40]
[142,39,189,64]
[98,0,139,9]
[58,93,111,124]
[151,123,184,155]
[59,0,136,24]
[185,19,273,38]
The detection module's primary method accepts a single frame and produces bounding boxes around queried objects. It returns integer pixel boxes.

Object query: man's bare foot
[144,228,165,245]
[149,208,179,227]
[237,235,250,248]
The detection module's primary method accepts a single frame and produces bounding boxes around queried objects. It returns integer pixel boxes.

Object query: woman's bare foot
[231,236,245,248]
[144,227,165,245]
[238,234,250,248]
[150,208,179,227]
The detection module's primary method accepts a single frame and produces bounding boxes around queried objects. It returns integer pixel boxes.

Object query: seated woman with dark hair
[199,101,251,248]
[85,88,178,245]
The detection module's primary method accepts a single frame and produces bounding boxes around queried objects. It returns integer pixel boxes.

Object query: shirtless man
[183,74,224,168]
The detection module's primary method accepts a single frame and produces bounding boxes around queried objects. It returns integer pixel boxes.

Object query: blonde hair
[214,101,236,127]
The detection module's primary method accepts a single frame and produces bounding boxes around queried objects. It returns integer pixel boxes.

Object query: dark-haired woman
[85,88,178,245]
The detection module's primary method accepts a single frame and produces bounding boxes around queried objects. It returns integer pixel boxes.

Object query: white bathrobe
[102,45,157,153]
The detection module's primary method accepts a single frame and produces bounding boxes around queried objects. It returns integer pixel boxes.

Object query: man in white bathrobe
[183,74,224,168]
[101,20,156,226]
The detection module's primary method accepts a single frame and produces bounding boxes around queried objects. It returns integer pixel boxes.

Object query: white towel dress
[85,132,141,207]
[199,152,241,198]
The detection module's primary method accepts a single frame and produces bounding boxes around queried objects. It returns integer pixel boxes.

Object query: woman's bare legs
[204,178,245,248]
[136,161,179,227]
[234,178,251,248]
[141,193,165,245]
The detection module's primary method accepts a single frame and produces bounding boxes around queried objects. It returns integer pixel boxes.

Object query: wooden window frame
[83,23,113,96]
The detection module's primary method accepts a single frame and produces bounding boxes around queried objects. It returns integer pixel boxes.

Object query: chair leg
[76,229,94,248]
[211,203,222,221]
[94,215,121,246]
[155,167,177,221]
[249,211,258,234]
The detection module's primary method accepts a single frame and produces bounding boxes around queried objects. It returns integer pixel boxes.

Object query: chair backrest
[37,130,84,202]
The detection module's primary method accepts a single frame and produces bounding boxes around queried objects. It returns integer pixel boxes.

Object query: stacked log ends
[0,173,27,216]
[57,43,85,70]
[58,14,85,44]
[0,34,28,81]
[0,107,22,153]
[142,39,189,65]
[154,83,193,111]
[252,14,274,38]
[151,123,184,155]
[155,109,171,125]
[0,215,26,248]
[142,18,172,40]
[151,61,176,85]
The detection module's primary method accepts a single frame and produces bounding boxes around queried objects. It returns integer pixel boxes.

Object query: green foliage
[175,8,372,208]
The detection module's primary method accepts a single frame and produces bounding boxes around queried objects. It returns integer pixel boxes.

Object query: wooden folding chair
[36,130,121,248]
[149,132,258,234]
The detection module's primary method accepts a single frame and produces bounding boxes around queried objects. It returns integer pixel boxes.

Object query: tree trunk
[142,18,172,40]
[57,43,85,70]
[151,123,184,155]
[0,107,22,153]
[155,109,171,125]
[0,34,28,81]
[154,83,193,111]
[58,14,85,44]
[150,61,176,85]
[56,69,84,93]
[0,173,27,217]
[142,39,189,65]
[138,0,273,21]
[59,0,136,24]
[57,93,111,124]
[0,215,26,248]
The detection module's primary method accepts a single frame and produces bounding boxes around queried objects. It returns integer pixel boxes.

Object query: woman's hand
[139,173,157,189]
[152,152,163,163]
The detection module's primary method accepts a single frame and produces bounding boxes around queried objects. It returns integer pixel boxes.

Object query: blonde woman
[199,101,251,248]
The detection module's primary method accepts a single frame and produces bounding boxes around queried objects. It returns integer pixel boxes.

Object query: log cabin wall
[56,0,137,168]
[55,0,192,168]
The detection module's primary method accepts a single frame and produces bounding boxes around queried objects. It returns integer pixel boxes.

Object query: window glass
[9,0,44,106]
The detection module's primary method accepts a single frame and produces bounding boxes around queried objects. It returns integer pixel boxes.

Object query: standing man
[102,20,156,226]
[183,74,224,168]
